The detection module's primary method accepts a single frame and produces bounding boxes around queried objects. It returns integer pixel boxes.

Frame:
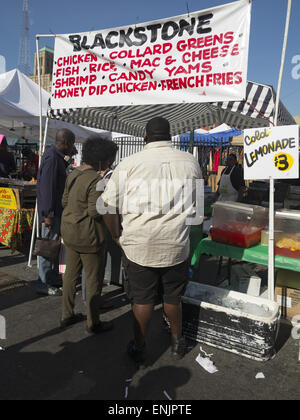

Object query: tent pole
[42,115,50,154]
[28,115,50,267]
[28,202,38,268]
[274,0,292,125]
[189,129,194,154]
[268,0,292,301]
[28,36,43,268]
[36,36,43,164]
[35,34,56,38]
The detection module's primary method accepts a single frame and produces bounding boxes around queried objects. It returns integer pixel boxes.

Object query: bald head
[145,117,171,143]
[55,129,75,155]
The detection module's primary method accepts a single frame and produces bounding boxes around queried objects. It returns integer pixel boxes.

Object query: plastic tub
[211,202,268,248]
[275,210,300,259]
[275,246,300,259]
[211,222,263,248]
[261,230,281,246]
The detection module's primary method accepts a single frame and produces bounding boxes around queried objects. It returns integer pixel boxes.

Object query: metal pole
[35,34,56,38]
[274,0,292,125]
[268,177,275,301]
[42,115,50,155]
[28,36,43,268]
[27,202,38,268]
[268,0,292,301]
[36,36,43,163]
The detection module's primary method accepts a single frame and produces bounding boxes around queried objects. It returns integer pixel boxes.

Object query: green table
[191,237,300,273]
[189,226,203,262]
[204,204,212,217]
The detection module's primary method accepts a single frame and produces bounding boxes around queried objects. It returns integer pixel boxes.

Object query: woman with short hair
[60,136,118,334]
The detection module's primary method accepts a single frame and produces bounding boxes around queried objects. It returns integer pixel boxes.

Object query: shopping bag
[34,231,61,261]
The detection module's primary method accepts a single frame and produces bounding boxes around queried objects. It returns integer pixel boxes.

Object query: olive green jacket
[61,168,105,253]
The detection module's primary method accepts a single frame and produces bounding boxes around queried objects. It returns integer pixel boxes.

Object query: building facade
[29,46,53,92]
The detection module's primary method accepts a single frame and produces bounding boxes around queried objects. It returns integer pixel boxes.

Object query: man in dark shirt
[36,129,75,296]
[0,135,16,178]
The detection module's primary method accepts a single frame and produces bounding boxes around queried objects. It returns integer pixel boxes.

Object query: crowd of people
[1,117,247,364]
[0,119,249,364]
[35,117,202,364]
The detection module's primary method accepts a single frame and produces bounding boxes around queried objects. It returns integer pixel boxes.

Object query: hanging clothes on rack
[212,149,221,172]
[208,148,213,172]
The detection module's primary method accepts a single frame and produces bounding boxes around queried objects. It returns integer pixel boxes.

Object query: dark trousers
[104,229,122,285]
[62,244,106,328]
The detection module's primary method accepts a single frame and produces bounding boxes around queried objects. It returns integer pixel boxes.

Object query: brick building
[29,46,54,92]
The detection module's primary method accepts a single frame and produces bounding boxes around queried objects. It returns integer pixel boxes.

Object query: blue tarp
[180,128,243,146]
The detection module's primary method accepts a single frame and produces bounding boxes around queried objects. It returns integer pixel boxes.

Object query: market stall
[191,200,300,320]
[191,237,300,274]
[0,208,34,253]
[33,0,298,359]
[180,124,244,193]
[0,178,36,252]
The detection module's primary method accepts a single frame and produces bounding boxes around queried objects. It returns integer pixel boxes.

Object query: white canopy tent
[0,68,114,268]
[0,69,112,143]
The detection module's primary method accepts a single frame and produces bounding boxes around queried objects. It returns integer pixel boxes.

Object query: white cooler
[182,282,281,361]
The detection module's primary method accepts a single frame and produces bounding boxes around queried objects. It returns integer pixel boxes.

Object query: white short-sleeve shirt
[101,141,203,268]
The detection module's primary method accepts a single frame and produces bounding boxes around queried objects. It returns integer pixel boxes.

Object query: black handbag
[34,230,61,262]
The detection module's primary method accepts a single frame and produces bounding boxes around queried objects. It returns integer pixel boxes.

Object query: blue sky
[1,0,300,116]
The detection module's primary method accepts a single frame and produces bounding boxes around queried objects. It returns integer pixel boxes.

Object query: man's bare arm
[103,208,121,245]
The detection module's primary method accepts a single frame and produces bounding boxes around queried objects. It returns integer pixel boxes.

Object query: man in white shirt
[101,117,203,364]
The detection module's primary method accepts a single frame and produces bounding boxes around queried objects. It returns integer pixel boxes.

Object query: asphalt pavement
[0,245,299,401]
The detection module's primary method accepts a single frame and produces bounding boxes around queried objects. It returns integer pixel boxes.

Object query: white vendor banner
[51,0,251,109]
[244,125,299,180]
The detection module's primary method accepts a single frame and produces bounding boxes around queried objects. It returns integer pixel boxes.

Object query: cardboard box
[275,286,300,319]
[275,269,300,319]
[276,269,300,290]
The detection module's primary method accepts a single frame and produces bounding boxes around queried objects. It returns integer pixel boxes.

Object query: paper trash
[163,390,172,400]
[196,347,218,374]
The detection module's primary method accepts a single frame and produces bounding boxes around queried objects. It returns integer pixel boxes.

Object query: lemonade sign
[244,125,299,180]
[0,188,18,209]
